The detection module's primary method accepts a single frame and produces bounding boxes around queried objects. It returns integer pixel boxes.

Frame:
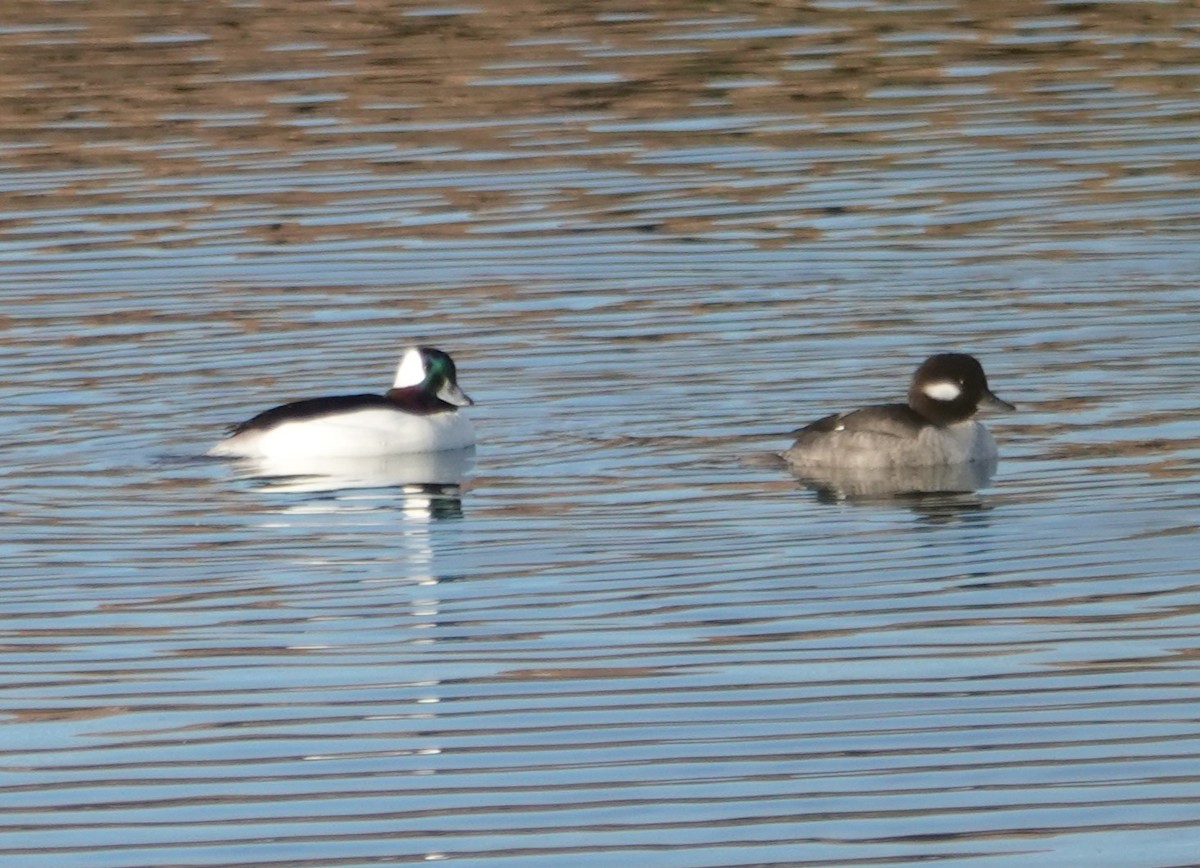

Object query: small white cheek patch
[393,349,427,388]
[923,381,962,401]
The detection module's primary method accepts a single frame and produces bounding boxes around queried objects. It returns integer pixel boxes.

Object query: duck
[784,352,1013,468]
[209,346,475,459]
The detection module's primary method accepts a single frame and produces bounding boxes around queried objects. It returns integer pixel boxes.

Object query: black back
[228,394,393,436]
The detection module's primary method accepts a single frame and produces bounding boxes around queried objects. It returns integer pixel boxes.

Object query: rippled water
[4,1,1200,865]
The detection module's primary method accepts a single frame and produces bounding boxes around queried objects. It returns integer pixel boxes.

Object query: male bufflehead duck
[209,346,475,459]
[785,353,1013,468]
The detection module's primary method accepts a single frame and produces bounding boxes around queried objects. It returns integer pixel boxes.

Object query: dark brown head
[907,353,1013,426]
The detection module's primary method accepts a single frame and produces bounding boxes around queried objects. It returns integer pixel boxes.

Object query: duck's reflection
[791,457,997,509]
[230,448,474,517]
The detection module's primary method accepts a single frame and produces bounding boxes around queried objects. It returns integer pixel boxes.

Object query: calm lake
[3,1,1200,865]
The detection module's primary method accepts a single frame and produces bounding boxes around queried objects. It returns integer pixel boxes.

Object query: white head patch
[922,380,962,401]
[393,348,427,388]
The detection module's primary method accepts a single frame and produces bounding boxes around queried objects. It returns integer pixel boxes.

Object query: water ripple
[2,1,1200,866]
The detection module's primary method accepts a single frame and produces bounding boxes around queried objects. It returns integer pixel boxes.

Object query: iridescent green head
[393,346,473,407]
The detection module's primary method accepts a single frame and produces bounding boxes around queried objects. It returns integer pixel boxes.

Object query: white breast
[210,408,475,459]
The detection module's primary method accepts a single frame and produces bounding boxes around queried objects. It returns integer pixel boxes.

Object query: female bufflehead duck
[785,353,1013,468]
[209,346,475,459]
